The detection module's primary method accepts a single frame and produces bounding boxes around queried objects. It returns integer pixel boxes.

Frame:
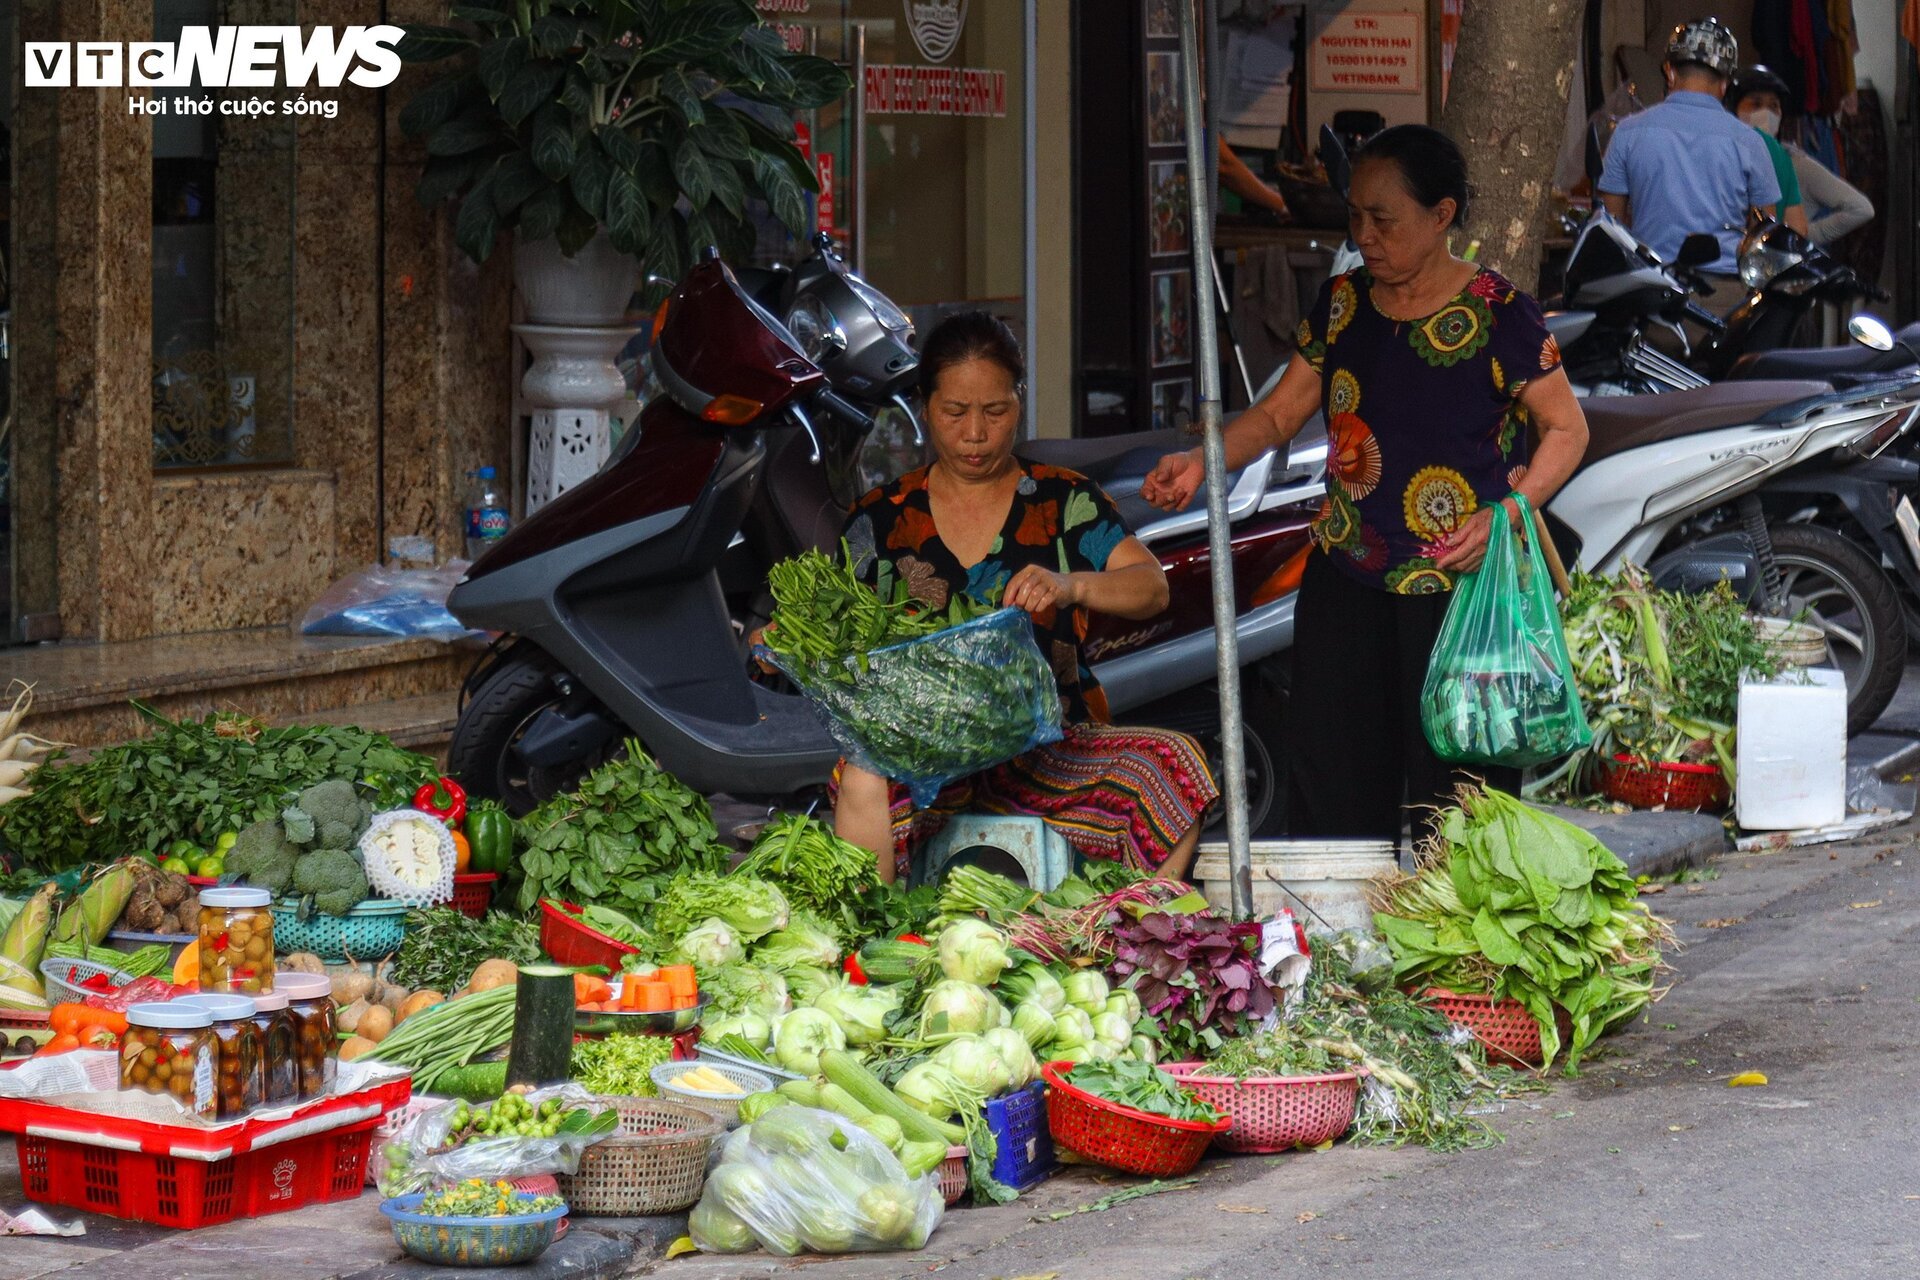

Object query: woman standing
[1142,126,1589,841]
[832,313,1220,882]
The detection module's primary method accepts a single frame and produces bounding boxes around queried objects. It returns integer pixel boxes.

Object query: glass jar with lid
[276,972,337,1099]
[120,1002,217,1120]
[178,993,263,1119]
[250,987,299,1104]
[197,886,276,994]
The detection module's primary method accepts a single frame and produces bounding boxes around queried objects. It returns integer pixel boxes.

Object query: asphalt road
[660,814,1920,1280]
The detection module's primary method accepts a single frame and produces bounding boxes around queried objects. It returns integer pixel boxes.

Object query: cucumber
[505,964,575,1087]
[434,1060,508,1102]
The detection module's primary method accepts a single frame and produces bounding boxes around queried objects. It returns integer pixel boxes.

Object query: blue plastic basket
[380,1194,566,1267]
[984,1080,1055,1191]
[270,899,408,961]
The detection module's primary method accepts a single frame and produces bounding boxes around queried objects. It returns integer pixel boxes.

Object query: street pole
[1177,0,1252,920]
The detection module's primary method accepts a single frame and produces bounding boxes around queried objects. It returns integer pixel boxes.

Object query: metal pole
[851,23,867,277]
[1178,0,1253,920]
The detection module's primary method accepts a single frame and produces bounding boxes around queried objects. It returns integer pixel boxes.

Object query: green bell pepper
[464,801,514,876]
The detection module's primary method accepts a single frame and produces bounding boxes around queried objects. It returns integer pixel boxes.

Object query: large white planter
[513,229,639,326]
[1191,840,1398,934]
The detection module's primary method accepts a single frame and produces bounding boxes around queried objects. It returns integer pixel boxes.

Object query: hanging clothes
[1827,85,1888,285]
[1825,1,1859,107]
[1905,0,1920,49]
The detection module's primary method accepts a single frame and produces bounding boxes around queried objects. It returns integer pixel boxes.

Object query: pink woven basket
[1417,988,1571,1069]
[1161,1062,1362,1153]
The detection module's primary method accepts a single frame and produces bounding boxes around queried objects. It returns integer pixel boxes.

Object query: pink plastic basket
[1161,1062,1363,1153]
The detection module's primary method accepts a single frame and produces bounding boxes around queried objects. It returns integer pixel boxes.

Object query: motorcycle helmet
[1727,64,1791,115]
[1665,18,1739,79]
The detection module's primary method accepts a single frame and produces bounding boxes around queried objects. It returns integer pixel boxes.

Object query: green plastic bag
[1420,494,1592,767]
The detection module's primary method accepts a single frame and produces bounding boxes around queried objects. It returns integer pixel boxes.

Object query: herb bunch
[390,907,543,993]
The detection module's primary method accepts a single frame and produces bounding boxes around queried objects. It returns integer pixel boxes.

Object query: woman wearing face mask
[830,312,1220,883]
[1726,65,1810,237]
[1729,65,1874,246]
[1142,126,1590,841]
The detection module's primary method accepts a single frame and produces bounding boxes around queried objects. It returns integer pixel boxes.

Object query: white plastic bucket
[1191,840,1398,934]
[1736,668,1846,830]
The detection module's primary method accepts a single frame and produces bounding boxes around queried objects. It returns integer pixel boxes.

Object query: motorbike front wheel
[1769,523,1908,735]
[447,644,625,815]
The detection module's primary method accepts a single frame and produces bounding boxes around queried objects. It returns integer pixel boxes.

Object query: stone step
[295,692,461,761]
[8,629,478,751]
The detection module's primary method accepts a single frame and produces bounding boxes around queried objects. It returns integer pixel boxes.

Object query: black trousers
[1282,552,1519,841]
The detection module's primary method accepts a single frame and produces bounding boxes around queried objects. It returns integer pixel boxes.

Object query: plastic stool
[917,815,1074,892]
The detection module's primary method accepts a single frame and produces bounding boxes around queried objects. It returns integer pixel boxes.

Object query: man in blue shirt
[1597,18,1780,325]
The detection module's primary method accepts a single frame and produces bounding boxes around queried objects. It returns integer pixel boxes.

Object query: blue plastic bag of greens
[760,607,1064,808]
[1420,494,1591,767]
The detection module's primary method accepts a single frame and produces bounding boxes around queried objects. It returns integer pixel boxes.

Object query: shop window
[151,0,296,469]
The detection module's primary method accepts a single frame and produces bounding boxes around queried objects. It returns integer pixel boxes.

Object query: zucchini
[856,1114,905,1152]
[857,939,931,985]
[776,1078,823,1107]
[900,1139,948,1180]
[817,1081,875,1124]
[819,1049,964,1145]
[505,964,575,1087]
[434,1060,508,1102]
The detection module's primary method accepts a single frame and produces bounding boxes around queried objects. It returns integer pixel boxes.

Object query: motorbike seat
[1580,379,1833,467]
[1726,324,1920,380]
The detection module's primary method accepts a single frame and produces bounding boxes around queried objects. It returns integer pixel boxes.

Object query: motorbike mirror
[1849,314,1896,352]
[1317,123,1352,203]
[1675,234,1720,270]
[1583,123,1602,187]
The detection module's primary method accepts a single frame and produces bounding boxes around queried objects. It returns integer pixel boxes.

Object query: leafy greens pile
[1064,1058,1221,1124]
[0,705,434,871]
[1539,568,1782,796]
[1373,787,1670,1073]
[389,907,542,993]
[760,545,999,676]
[512,744,729,916]
[735,812,879,933]
[1108,910,1275,1060]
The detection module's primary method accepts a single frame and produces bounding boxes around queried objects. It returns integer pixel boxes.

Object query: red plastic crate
[451,872,499,919]
[20,1119,377,1229]
[1601,754,1730,813]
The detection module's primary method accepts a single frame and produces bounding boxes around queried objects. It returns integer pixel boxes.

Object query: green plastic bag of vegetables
[1420,494,1591,768]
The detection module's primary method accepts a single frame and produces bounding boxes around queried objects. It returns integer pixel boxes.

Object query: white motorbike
[1549,376,1920,733]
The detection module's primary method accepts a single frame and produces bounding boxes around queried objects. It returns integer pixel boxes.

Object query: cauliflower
[283,780,371,851]
[292,849,369,916]
[226,819,298,896]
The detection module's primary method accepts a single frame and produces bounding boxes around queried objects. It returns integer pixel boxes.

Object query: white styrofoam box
[1737,668,1846,830]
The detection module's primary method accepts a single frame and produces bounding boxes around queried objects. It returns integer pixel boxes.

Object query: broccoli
[292,849,369,916]
[283,780,371,852]
[226,819,298,896]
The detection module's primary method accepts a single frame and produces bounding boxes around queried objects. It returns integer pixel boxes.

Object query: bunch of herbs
[390,907,543,993]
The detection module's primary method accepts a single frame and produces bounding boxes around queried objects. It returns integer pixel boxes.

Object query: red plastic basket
[1418,988,1572,1069]
[20,1121,377,1229]
[451,872,499,919]
[1601,754,1730,813]
[0,1006,49,1030]
[938,1145,969,1206]
[1160,1062,1363,1153]
[539,899,641,970]
[1040,1060,1229,1178]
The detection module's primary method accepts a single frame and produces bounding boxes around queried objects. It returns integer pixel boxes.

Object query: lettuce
[655,871,791,945]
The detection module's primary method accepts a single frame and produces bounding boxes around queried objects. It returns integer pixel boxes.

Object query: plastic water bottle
[464,466,509,561]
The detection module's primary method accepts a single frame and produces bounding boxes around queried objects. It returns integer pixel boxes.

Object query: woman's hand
[1004,565,1080,615]
[1435,503,1518,573]
[1141,448,1205,511]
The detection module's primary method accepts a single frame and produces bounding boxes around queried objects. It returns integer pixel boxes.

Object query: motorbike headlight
[846,273,913,335]
[784,293,846,364]
[1740,242,1803,291]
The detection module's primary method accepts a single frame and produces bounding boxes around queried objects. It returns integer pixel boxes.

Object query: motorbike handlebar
[1684,300,1729,333]
[815,387,878,431]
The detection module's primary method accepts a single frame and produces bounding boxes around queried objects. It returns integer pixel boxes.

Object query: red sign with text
[816,152,835,233]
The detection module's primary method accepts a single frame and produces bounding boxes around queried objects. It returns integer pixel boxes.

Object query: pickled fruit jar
[180,993,263,1120]
[120,1002,216,1120]
[276,972,337,1099]
[250,987,299,1104]
[197,887,276,994]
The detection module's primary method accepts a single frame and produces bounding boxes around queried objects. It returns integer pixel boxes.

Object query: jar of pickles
[276,972,336,1099]
[197,887,276,994]
[250,988,298,1105]
[179,994,262,1120]
[120,1002,216,1119]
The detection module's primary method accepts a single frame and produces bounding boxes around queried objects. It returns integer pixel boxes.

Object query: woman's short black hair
[1353,124,1473,228]
[917,310,1026,401]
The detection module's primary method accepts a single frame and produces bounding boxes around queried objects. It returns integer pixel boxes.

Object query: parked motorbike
[447,236,1321,833]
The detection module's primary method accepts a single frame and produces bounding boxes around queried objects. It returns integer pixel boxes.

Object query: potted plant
[396,1,848,323]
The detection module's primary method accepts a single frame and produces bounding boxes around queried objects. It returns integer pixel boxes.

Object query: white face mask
[1742,108,1782,136]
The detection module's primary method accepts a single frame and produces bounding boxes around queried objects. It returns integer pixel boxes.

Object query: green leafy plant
[395,1,849,275]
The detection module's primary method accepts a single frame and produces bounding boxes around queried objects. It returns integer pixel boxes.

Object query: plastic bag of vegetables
[372,1083,618,1197]
[689,1105,945,1256]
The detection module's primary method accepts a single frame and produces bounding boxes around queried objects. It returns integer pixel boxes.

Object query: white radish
[0,760,34,788]
[0,786,31,806]
[0,682,31,741]
[0,733,66,762]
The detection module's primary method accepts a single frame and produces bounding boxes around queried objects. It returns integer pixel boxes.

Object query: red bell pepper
[413,776,468,826]
[896,933,926,945]
[842,953,868,986]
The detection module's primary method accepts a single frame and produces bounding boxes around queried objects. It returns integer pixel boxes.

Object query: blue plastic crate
[984,1080,1055,1191]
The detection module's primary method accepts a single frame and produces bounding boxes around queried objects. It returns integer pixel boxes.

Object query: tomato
[842,953,868,985]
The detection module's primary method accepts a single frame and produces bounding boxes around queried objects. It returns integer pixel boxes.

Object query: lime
[168,838,200,859]
[215,832,238,853]
[194,856,224,878]
[161,857,195,877]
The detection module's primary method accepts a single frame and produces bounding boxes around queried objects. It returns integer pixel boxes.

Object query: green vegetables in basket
[761,545,999,675]
[1064,1058,1221,1124]
[570,1032,675,1097]
[416,1180,567,1218]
